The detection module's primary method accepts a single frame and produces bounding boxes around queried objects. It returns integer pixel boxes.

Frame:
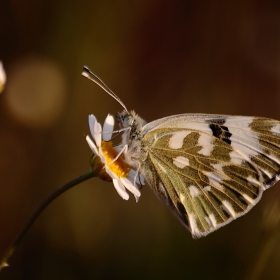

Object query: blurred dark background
[1,1,280,279]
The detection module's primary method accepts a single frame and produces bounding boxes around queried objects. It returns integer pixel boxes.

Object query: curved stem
[0,170,95,270]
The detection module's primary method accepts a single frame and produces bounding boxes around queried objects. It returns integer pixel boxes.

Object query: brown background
[1,1,280,279]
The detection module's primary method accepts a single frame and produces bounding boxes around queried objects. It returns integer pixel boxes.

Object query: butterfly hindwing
[140,115,280,237]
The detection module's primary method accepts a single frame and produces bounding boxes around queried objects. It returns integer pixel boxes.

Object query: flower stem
[0,170,95,271]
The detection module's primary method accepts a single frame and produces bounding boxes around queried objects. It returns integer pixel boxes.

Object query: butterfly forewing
[139,115,280,237]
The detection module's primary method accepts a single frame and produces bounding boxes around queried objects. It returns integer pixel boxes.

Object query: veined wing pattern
[140,115,280,237]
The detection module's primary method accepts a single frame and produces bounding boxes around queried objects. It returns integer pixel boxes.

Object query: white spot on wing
[173,156,190,168]
[204,171,223,189]
[267,152,280,165]
[242,193,255,204]
[158,182,167,196]
[179,193,186,202]
[225,127,257,140]
[197,134,214,156]
[211,163,226,176]
[169,131,191,149]
[205,216,211,226]
[230,135,261,159]
[229,150,244,165]
[189,185,200,197]
[222,200,236,217]
[189,214,199,234]
[270,123,280,134]
[223,117,264,162]
[209,214,217,227]
[205,214,217,227]
[224,117,254,128]
[203,185,211,192]
[247,175,260,186]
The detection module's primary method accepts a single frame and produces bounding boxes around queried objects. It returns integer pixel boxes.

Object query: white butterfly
[83,66,280,238]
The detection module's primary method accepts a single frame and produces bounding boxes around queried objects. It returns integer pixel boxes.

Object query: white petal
[114,145,122,153]
[113,179,129,200]
[134,195,140,203]
[94,121,102,147]
[88,115,96,139]
[98,149,106,163]
[129,169,139,184]
[121,177,141,198]
[129,169,145,185]
[86,135,98,155]
[103,114,114,141]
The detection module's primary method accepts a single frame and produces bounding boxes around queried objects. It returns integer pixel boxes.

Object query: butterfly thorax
[116,110,148,167]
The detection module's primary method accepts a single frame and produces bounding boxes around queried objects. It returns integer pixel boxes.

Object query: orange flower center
[101,141,130,178]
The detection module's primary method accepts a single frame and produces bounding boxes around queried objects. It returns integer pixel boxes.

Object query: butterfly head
[116,110,133,129]
[81,66,147,145]
[116,110,147,135]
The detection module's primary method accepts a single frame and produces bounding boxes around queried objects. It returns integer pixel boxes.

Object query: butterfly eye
[116,111,132,129]
[116,112,125,128]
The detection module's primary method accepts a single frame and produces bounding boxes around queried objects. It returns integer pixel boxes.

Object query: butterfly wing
[140,115,280,237]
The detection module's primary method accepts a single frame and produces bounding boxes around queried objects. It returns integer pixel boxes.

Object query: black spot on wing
[264,170,280,188]
[206,118,226,125]
[221,205,231,218]
[209,124,232,145]
[176,201,189,227]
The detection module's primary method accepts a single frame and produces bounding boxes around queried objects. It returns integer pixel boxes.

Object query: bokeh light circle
[6,57,67,128]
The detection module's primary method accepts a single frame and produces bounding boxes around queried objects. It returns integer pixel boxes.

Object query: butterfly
[83,66,280,238]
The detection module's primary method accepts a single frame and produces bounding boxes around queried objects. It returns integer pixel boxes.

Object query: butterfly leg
[105,144,128,167]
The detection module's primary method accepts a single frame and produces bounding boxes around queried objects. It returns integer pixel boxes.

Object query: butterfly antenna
[82,66,128,112]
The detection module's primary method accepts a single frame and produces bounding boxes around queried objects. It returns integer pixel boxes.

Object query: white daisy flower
[0,61,6,93]
[86,114,142,201]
